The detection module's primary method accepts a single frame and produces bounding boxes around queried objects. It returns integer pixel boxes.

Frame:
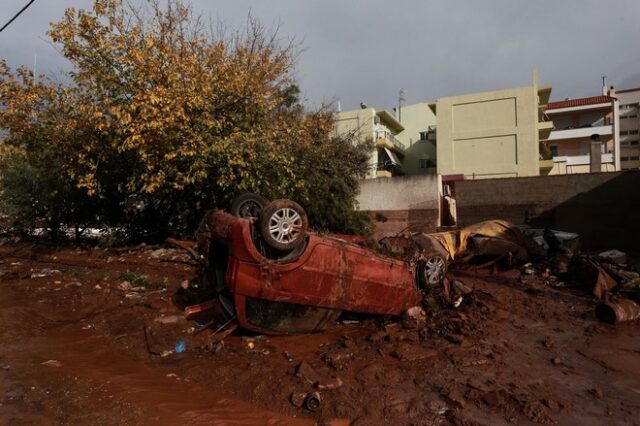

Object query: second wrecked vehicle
[187,194,538,335]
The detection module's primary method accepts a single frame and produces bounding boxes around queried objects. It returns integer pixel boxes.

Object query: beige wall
[334,108,378,179]
[435,85,542,179]
[395,102,437,176]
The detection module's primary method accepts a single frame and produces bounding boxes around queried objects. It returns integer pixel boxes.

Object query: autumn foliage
[0,0,372,240]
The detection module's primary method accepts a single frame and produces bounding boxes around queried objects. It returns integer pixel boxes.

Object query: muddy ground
[1,242,640,425]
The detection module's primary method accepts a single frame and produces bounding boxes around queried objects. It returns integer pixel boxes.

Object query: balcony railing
[375,130,405,151]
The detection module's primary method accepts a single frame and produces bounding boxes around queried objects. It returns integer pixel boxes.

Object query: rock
[598,249,626,265]
[290,392,306,408]
[542,398,562,411]
[41,360,63,368]
[118,281,132,291]
[551,357,563,365]
[295,361,321,385]
[482,390,503,407]
[427,399,448,415]
[94,284,102,290]
[30,269,61,279]
[401,306,426,329]
[154,315,183,325]
[150,248,168,258]
[282,351,295,363]
[523,265,536,275]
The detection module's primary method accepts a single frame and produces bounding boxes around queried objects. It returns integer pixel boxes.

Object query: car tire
[258,199,308,251]
[230,192,268,220]
[418,254,447,290]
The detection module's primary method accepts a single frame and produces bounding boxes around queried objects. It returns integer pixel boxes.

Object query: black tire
[258,199,308,251]
[230,193,268,220]
[417,254,447,290]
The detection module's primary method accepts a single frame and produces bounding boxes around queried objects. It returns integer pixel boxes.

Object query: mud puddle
[0,252,310,426]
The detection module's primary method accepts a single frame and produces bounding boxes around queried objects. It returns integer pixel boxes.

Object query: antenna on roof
[602,76,607,96]
[398,89,406,122]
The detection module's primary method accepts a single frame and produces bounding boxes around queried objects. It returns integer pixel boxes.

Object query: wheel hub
[268,208,303,243]
[424,256,445,285]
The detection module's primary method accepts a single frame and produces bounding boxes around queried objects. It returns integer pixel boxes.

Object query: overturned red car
[188,194,450,334]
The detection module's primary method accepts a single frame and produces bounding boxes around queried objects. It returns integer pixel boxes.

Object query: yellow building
[429,82,552,179]
[335,107,406,179]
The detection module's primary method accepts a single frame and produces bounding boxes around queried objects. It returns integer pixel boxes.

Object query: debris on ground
[3,207,640,424]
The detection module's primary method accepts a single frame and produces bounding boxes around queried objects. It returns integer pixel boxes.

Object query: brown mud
[1,243,640,425]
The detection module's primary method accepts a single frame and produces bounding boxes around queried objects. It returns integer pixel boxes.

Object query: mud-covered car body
[203,210,423,334]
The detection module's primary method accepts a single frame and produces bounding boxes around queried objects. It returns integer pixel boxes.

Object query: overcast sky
[2,0,639,111]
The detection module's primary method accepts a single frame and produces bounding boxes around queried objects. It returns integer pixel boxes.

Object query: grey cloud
[1,0,639,111]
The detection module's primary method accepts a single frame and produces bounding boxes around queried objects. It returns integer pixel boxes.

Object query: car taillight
[226,256,239,291]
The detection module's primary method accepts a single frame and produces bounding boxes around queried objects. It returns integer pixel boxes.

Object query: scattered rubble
[2,215,640,424]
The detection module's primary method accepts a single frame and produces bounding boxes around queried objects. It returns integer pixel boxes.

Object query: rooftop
[547,96,616,110]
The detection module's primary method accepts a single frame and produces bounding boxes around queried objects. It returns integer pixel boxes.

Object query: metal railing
[375,130,405,151]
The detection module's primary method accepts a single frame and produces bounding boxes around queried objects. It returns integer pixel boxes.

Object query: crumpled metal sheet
[430,220,541,263]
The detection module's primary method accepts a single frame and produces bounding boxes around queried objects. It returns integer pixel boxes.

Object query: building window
[419,159,435,169]
[631,140,640,146]
[631,130,639,135]
[550,145,558,157]
[621,156,630,161]
[630,156,640,161]
[621,131,629,136]
[621,114,639,119]
[419,131,429,141]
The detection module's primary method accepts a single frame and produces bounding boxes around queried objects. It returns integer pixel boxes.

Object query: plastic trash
[175,340,186,353]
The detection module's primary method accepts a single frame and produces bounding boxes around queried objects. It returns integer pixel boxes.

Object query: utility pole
[398,89,406,122]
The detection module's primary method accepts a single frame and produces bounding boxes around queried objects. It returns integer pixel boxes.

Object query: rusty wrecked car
[184,194,450,334]
[184,194,539,335]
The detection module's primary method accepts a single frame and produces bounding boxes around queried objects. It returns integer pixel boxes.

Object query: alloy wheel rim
[424,256,445,285]
[268,208,303,243]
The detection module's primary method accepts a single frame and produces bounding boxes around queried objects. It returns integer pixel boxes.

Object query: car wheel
[230,193,268,220]
[258,199,308,251]
[419,255,447,289]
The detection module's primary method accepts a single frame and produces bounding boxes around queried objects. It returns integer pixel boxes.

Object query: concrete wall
[435,85,542,179]
[454,171,640,250]
[356,175,441,238]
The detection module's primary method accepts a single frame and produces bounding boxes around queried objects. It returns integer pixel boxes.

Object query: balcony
[375,162,395,178]
[375,130,405,153]
[553,153,614,165]
[548,125,613,141]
